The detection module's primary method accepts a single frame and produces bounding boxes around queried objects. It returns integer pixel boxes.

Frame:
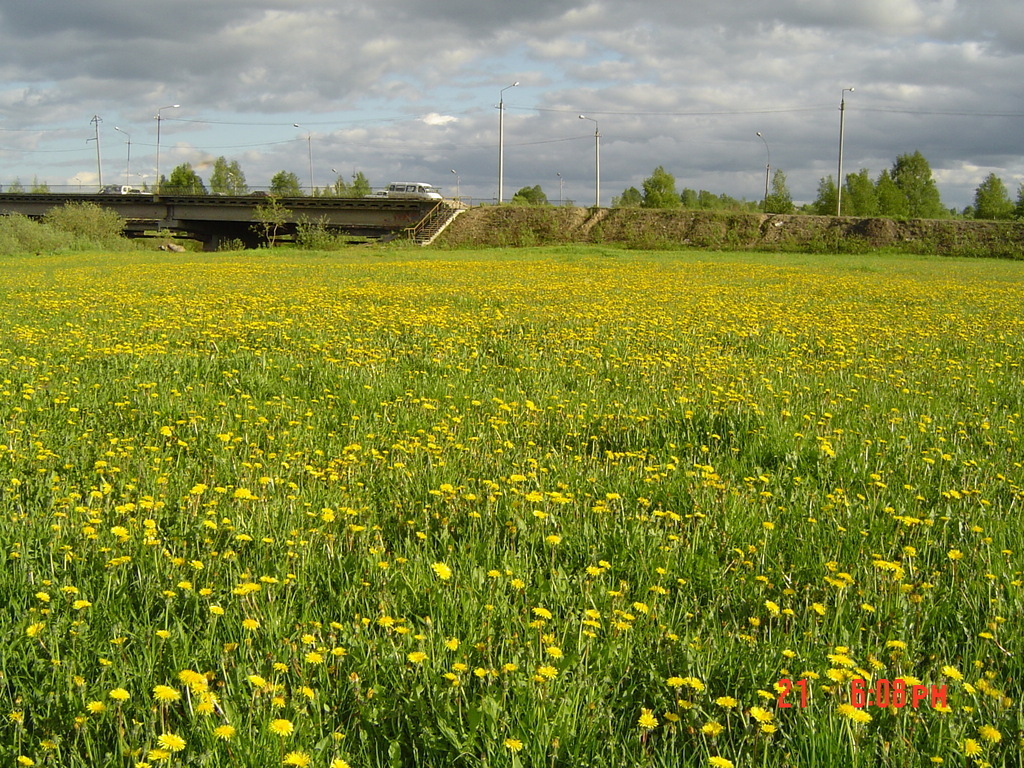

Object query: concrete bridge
[0,192,462,249]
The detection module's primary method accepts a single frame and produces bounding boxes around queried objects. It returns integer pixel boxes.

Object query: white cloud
[421,113,458,126]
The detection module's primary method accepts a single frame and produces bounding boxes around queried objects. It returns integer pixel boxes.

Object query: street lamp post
[115,126,131,186]
[836,87,854,216]
[450,169,460,200]
[756,132,771,209]
[294,124,314,193]
[155,104,180,193]
[557,172,563,206]
[497,81,519,203]
[578,115,600,208]
[89,115,103,188]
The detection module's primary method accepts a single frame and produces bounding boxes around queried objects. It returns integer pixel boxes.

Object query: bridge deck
[0,193,443,248]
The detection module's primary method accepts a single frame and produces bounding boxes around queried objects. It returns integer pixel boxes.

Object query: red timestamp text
[776,677,948,709]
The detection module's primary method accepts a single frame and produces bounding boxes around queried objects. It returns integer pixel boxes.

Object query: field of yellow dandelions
[2,247,1022,767]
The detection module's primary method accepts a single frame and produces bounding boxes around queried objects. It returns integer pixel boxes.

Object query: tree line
[596,151,1024,221]
[1,157,375,197]
[159,158,373,197]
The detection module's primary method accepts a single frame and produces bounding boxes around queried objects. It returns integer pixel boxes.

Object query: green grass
[1,246,1022,767]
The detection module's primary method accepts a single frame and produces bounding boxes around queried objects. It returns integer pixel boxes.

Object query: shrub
[0,213,68,255]
[42,202,130,249]
[295,216,350,250]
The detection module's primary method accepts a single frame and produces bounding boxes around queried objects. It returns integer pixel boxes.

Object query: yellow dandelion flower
[701,721,725,736]
[715,696,738,708]
[407,651,428,664]
[638,708,659,730]
[431,562,452,580]
[214,725,236,740]
[330,760,352,768]
[749,706,773,723]
[152,685,181,703]
[269,718,294,737]
[978,725,1001,743]
[86,701,106,714]
[961,739,982,756]
[709,757,735,768]
[941,665,963,681]
[109,688,130,701]
[157,733,185,752]
[283,751,311,767]
[836,703,872,724]
[503,738,524,752]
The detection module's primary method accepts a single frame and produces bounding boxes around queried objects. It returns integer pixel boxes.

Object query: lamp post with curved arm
[155,104,180,193]
[115,126,131,187]
[579,115,600,208]
[497,81,519,203]
[293,124,314,193]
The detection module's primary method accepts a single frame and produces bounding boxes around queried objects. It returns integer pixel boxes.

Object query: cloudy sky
[1,0,1022,208]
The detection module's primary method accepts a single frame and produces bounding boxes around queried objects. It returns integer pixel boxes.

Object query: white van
[99,185,147,195]
[383,182,442,200]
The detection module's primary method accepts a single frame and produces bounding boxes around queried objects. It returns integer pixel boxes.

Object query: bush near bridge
[0,202,136,256]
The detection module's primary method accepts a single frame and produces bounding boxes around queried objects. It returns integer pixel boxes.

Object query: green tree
[511,185,548,205]
[8,178,25,193]
[696,190,721,210]
[252,196,290,247]
[269,171,303,197]
[812,176,838,215]
[31,177,50,193]
[1016,184,1024,220]
[763,169,794,214]
[641,166,680,209]
[972,173,1014,220]
[679,188,699,209]
[844,169,878,217]
[328,175,349,197]
[612,187,642,208]
[891,151,945,218]
[166,163,207,195]
[348,172,372,198]
[209,157,248,195]
[875,169,908,218]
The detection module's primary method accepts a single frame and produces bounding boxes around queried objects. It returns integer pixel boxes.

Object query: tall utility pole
[90,115,103,187]
[579,115,600,208]
[836,87,854,216]
[497,81,519,203]
[756,132,771,209]
[155,104,180,193]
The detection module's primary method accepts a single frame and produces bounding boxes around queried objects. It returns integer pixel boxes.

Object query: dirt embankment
[437,206,1024,258]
